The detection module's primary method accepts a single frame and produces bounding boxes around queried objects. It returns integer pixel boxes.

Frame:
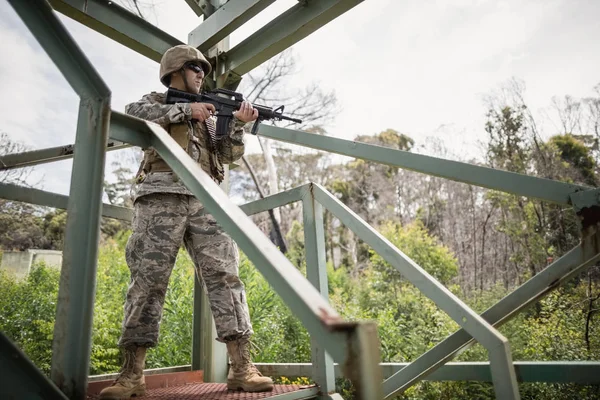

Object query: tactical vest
[138,118,224,183]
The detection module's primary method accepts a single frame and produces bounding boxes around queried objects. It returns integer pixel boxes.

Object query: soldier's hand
[190,102,216,121]
[233,101,259,123]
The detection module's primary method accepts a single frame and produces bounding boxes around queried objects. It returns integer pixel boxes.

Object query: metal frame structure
[1,1,600,400]
[88,360,600,385]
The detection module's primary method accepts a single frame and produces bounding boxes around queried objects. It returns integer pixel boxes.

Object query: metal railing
[240,183,523,398]
[236,182,600,399]
[2,0,600,399]
[1,2,382,399]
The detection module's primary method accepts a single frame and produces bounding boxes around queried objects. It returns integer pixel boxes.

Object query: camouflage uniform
[119,91,253,348]
[100,45,272,399]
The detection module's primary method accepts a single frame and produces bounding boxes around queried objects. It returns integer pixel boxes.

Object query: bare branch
[0,132,33,186]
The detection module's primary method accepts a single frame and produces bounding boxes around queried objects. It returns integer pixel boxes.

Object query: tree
[0,132,33,186]
[103,161,135,208]
[234,50,339,246]
[0,134,51,251]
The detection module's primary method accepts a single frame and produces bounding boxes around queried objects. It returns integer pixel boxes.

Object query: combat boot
[226,338,273,392]
[99,346,146,399]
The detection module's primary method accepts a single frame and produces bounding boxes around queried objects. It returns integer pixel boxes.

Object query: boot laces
[115,348,138,383]
[232,339,263,376]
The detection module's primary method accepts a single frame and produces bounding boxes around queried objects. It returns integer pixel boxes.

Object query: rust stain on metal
[318,307,360,333]
[578,206,600,234]
[342,332,362,400]
[61,144,75,156]
[318,307,344,327]
[581,226,600,257]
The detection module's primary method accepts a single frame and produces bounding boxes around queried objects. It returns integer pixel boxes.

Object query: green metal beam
[383,228,600,398]
[0,332,68,400]
[239,184,308,215]
[256,362,600,384]
[88,361,600,384]
[52,76,110,400]
[110,112,152,148]
[263,386,321,400]
[89,365,191,382]
[0,140,128,171]
[49,0,183,62]
[7,1,112,398]
[189,0,277,53]
[0,182,132,222]
[109,116,383,398]
[258,125,589,206]
[218,0,364,79]
[191,278,204,372]
[311,183,520,399]
[303,192,336,395]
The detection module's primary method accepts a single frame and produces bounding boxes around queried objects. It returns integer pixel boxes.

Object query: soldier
[99,45,273,399]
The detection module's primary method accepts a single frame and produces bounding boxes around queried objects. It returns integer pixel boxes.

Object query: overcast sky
[1,0,599,196]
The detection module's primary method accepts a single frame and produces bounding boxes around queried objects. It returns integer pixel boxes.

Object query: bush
[1,229,598,399]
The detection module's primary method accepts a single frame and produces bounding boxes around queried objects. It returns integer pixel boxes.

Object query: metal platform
[87,371,319,400]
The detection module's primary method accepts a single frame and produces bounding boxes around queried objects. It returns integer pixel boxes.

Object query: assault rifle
[165,87,302,137]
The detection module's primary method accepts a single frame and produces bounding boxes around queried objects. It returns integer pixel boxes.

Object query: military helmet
[159,45,212,87]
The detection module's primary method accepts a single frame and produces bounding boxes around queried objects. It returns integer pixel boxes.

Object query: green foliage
[0,264,59,374]
[548,134,597,186]
[371,221,459,286]
[1,222,598,399]
[41,210,67,249]
[0,201,49,251]
[485,105,530,173]
[239,253,311,363]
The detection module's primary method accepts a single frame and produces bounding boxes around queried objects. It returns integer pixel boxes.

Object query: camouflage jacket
[125,91,246,201]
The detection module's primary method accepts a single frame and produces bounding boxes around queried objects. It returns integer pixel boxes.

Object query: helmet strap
[179,68,195,93]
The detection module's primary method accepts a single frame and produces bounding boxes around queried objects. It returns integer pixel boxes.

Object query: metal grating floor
[88,383,318,399]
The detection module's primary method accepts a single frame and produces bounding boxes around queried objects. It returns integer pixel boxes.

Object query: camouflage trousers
[119,192,253,348]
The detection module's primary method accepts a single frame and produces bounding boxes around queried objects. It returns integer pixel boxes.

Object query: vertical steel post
[190,18,231,379]
[51,100,110,399]
[6,1,111,399]
[192,279,204,371]
[302,185,336,395]
[192,170,228,382]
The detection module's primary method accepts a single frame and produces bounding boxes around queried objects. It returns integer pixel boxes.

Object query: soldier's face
[184,63,204,93]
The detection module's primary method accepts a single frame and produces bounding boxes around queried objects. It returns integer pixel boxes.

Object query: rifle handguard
[165,87,302,137]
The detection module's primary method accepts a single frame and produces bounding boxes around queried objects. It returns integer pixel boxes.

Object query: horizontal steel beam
[0,182,132,222]
[89,365,192,382]
[383,227,600,397]
[189,0,276,52]
[109,112,152,148]
[0,141,128,171]
[255,362,600,384]
[258,125,589,205]
[109,114,383,398]
[239,184,308,215]
[88,361,600,384]
[219,0,363,79]
[49,0,183,62]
